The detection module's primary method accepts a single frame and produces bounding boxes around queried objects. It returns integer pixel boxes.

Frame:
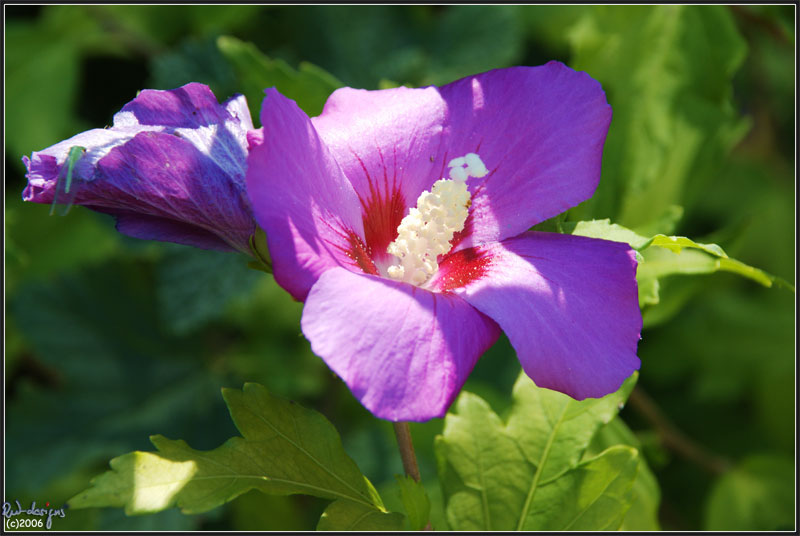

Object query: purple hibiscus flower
[22,83,258,254]
[246,61,643,422]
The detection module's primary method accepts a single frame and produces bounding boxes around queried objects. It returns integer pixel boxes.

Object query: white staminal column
[386,153,488,286]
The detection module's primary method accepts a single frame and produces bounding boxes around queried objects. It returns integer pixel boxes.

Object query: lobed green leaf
[68,383,393,522]
[435,372,640,531]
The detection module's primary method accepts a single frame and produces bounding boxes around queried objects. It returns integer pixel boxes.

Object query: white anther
[448,166,468,182]
[387,153,488,286]
[447,152,489,182]
[464,153,489,178]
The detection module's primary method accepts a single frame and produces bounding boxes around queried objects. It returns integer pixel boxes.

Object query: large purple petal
[439,62,613,250]
[246,89,369,301]
[301,267,501,421]
[430,231,641,400]
[23,83,256,253]
[311,86,447,264]
[308,63,611,257]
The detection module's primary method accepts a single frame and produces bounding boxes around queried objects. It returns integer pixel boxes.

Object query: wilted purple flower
[246,62,642,422]
[23,83,258,253]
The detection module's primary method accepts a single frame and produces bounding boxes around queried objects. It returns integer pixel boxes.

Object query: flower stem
[392,421,422,482]
[393,422,433,530]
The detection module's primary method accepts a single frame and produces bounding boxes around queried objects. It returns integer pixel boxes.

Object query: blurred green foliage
[4,4,795,531]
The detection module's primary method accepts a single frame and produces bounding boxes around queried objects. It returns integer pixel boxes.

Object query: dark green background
[4,5,795,531]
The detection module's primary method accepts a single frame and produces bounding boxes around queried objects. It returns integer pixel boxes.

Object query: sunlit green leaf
[637,242,791,290]
[566,219,651,250]
[526,446,639,530]
[637,277,661,308]
[216,35,342,119]
[646,235,726,257]
[586,418,661,530]
[567,6,749,226]
[435,372,639,530]
[568,218,793,313]
[506,372,637,483]
[68,383,391,519]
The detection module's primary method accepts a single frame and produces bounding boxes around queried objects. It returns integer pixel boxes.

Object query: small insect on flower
[23,83,259,253]
[50,146,86,216]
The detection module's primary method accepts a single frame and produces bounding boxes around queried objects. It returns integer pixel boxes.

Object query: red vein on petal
[350,150,407,263]
[318,214,379,276]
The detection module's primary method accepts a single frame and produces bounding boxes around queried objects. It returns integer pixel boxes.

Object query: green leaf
[705,455,795,531]
[68,383,391,519]
[317,500,405,531]
[395,475,431,531]
[566,219,652,250]
[646,234,727,257]
[229,491,322,531]
[586,418,661,531]
[567,6,749,227]
[525,445,639,530]
[637,277,661,308]
[216,35,342,119]
[567,219,793,314]
[637,241,792,290]
[505,372,637,483]
[247,226,272,274]
[435,371,639,531]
